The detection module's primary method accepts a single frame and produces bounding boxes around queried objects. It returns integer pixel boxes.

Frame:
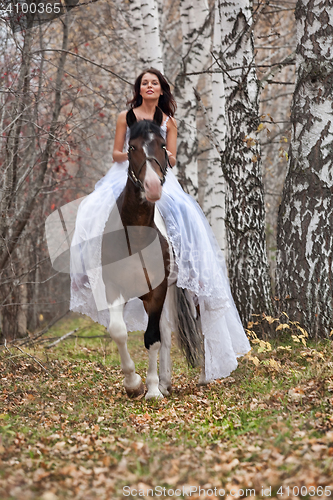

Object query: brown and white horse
[101,120,203,399]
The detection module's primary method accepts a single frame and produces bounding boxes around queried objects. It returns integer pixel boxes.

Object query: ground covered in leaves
[1,313,333,500]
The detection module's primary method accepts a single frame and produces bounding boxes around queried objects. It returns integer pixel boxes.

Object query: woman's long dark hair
[127,68,177,117]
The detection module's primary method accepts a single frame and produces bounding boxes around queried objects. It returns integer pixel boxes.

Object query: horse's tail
[174,286,203,368]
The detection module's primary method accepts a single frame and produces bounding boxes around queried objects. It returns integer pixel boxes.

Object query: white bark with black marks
[219,0,273,323]
[128,0,147,66]
[174,0,211,197]
[140,0,164,71]
[205,0,227,252]
[276,0,333,337]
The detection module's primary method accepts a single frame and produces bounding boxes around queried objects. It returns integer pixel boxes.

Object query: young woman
[70,68,250,381]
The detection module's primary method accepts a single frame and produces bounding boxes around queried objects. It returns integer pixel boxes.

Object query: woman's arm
[112,111,128,163]
[166,116,177,168]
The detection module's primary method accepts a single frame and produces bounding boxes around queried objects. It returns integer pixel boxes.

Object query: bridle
[127,142,170,191]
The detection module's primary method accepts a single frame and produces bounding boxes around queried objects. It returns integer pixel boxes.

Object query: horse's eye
[128,145,135,152]
[162,145,166,150]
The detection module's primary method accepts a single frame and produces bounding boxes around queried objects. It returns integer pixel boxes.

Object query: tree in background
[0,2,135,340]
[173,0,211,196]
[3,0,326,341]
[203,0,227,253]
[276,0,333,337]
[129,0,163,71]
[0,12,70,340]
[217,0,273,323]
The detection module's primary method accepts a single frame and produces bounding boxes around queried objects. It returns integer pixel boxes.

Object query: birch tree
[204,0,227,252]
[276,0,333,338]
[218,0,273,323]
[174,0,211,196]
[128,0,146,67]
[129,0,163,72]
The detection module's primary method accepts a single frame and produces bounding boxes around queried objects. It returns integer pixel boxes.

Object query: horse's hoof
[125,381,145,399]
[145,389,164,400]
[159,384,171,397]
[197,376,212,386]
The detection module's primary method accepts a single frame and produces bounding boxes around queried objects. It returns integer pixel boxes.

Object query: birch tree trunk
[219,0,272,323]
[174,0,211,197]
[140,0,164,71]
[204,0,227,252]
[128,0,147,67]
[127,0,163,72]
[276,0,333,338]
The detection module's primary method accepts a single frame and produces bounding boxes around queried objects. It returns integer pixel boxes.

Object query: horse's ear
[126,108,137,128]
[153,107,163,126]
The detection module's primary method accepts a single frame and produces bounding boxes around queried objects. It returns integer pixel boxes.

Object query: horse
[101,120,204,399]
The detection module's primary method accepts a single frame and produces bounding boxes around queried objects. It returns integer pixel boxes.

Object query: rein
[127,144,169,192]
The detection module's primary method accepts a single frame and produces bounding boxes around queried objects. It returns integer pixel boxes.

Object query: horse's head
[128,120,169,203]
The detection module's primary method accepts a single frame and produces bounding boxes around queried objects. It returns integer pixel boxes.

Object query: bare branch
[32,49,132,85]
[14,345,50,375]
[46,328,79,348]
[3,339,17,366]
[0,13,70,273]
[19,309,70,346]
[260,51,296,85]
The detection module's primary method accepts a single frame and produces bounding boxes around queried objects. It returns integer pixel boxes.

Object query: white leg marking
[152,213,175,397]
[159,287,173,396]
[145,341,163,400]
[108,299,142,392]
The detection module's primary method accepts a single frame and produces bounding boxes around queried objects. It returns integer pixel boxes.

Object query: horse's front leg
[108,298,145,398]
[146,340,163,400]
[144,303,165,400]
[193,305,211,386]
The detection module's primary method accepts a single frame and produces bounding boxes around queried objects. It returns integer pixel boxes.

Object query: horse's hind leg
[181,300,210,386]
[159,320,171,396]
[108,297,145,398]
[197,315,211,386]
[158,286,173,396]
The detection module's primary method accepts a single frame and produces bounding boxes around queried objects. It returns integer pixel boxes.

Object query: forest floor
[0,313,333,500]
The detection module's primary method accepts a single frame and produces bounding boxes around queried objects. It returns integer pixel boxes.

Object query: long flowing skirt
[70,160,251,380]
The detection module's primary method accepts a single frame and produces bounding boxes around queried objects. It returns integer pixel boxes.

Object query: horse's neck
[120,179,155,227]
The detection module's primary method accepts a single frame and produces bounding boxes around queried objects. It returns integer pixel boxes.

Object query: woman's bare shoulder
[167,116,177,129]
[117,110,128,124]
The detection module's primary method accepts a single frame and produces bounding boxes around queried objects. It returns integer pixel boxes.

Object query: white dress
[70,118,251,380]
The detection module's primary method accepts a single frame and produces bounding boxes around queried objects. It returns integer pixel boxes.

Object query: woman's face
[140,73,163,101]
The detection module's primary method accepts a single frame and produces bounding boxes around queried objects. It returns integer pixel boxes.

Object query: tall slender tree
[139,0,164,71]
[276,0,333,338]
[128,0,147,67]
[174,0,211,196]
[204,0,227,252]
[218,0,273,323]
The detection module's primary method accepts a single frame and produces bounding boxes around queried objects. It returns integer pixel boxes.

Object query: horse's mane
[129,120,163,141]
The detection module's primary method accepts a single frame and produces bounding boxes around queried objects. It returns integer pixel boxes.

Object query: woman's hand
[166,117,177,167]
[166,149,176,168]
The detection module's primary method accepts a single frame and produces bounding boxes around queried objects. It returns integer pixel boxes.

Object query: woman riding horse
[70,68,251,393]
